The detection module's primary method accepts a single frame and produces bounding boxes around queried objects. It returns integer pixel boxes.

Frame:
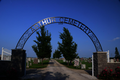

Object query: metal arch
[15,17,103,52]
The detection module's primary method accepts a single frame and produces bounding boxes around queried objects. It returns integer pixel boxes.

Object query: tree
[76,53,80,58]
[58,27,78,66]
[115,47,120,59]
[53,49,61,59]
[53,52,56,58]
[32,26,52,65]
[45,42,52,59]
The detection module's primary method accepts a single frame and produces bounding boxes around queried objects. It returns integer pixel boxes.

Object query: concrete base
[11,49,26,77]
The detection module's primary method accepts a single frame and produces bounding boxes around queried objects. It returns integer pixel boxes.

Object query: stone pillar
[11,49,26,77]
[93,52,107,77]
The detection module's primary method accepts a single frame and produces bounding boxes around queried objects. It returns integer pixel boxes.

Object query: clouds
[110,37,120,41]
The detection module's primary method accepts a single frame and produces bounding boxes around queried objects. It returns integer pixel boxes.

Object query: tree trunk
[68,61,69,66]
[70,60,72,65]
[42,58,43,65]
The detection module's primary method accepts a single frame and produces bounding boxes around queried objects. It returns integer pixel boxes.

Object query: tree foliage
[76,53,80,58]
[53,52,56,59]
[58,27,78,66]
[53,49,61,59]
[115,47,120,59]
[32,26,52,65]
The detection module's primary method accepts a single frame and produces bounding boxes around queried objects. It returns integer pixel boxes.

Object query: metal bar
[1,47,3,60]
[15,17,103,52]
[92,55,94,76]
[3,51,11,55]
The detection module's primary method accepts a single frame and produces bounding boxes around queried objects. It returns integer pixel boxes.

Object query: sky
[0,0,120,58]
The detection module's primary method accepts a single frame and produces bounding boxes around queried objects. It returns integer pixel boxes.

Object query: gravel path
[21,59,98,80]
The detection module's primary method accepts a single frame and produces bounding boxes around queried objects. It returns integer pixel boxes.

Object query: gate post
[11,49,26,77]
[93,52,107,77]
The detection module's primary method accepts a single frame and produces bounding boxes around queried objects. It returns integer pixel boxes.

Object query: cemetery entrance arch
[15,17,103,52]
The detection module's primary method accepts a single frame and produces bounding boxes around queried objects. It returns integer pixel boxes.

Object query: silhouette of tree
[53,52,56,59]
[32,26,52,65]
[58,27,78,66]
[53,49,61,59]
[115,47,120,59]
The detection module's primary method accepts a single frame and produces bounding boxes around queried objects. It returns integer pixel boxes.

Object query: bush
[113,66,120,78]
[98,66,120,80]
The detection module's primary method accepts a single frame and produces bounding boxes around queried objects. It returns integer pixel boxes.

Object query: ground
[21,59,98,80]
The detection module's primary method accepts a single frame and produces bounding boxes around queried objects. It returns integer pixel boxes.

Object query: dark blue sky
[0,0,120,58]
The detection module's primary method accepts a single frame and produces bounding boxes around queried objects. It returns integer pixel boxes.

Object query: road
[23,59,98,80]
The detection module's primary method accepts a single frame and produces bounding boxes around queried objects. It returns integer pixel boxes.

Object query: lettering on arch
[16,17,103,52]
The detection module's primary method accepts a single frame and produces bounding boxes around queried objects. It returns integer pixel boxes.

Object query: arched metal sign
[15,17,103,52]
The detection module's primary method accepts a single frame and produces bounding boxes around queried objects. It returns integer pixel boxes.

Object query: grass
[56,59,92,70]
[56,60,78,69]
[80,60,92,69]
[27,59,50,68]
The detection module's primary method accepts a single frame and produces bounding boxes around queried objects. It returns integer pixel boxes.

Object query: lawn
[27,59,50,68]
[56,59,78,69]
[80,60,92,69]
[56,59,92,70]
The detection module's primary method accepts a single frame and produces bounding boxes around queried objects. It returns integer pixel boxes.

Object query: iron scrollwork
[15,17,103,52]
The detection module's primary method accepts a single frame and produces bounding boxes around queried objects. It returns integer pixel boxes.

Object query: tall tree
[58,27,78,66]
[32,26,52,65]
[45,42,52,59]
[53,52,56,59]
[76,53,80,58]
[115,47,120,59]
[53,49,61,59]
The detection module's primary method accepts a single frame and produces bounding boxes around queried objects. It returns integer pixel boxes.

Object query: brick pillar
[93,52,107,77]
[11,49,26,77]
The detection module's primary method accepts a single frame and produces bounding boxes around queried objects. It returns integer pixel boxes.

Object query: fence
[1,47,11,61]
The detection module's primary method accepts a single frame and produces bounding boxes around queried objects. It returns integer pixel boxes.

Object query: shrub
[113,66,120,78]
[98,66,120,80]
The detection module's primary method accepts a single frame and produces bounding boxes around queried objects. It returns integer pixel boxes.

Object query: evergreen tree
[53,52,56,59]
[53,49,61,59]
[76,53,80,58]
[45,42,52,59]
[32,26,52,65]
[115,47,120,59]
[58,27,78,66]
